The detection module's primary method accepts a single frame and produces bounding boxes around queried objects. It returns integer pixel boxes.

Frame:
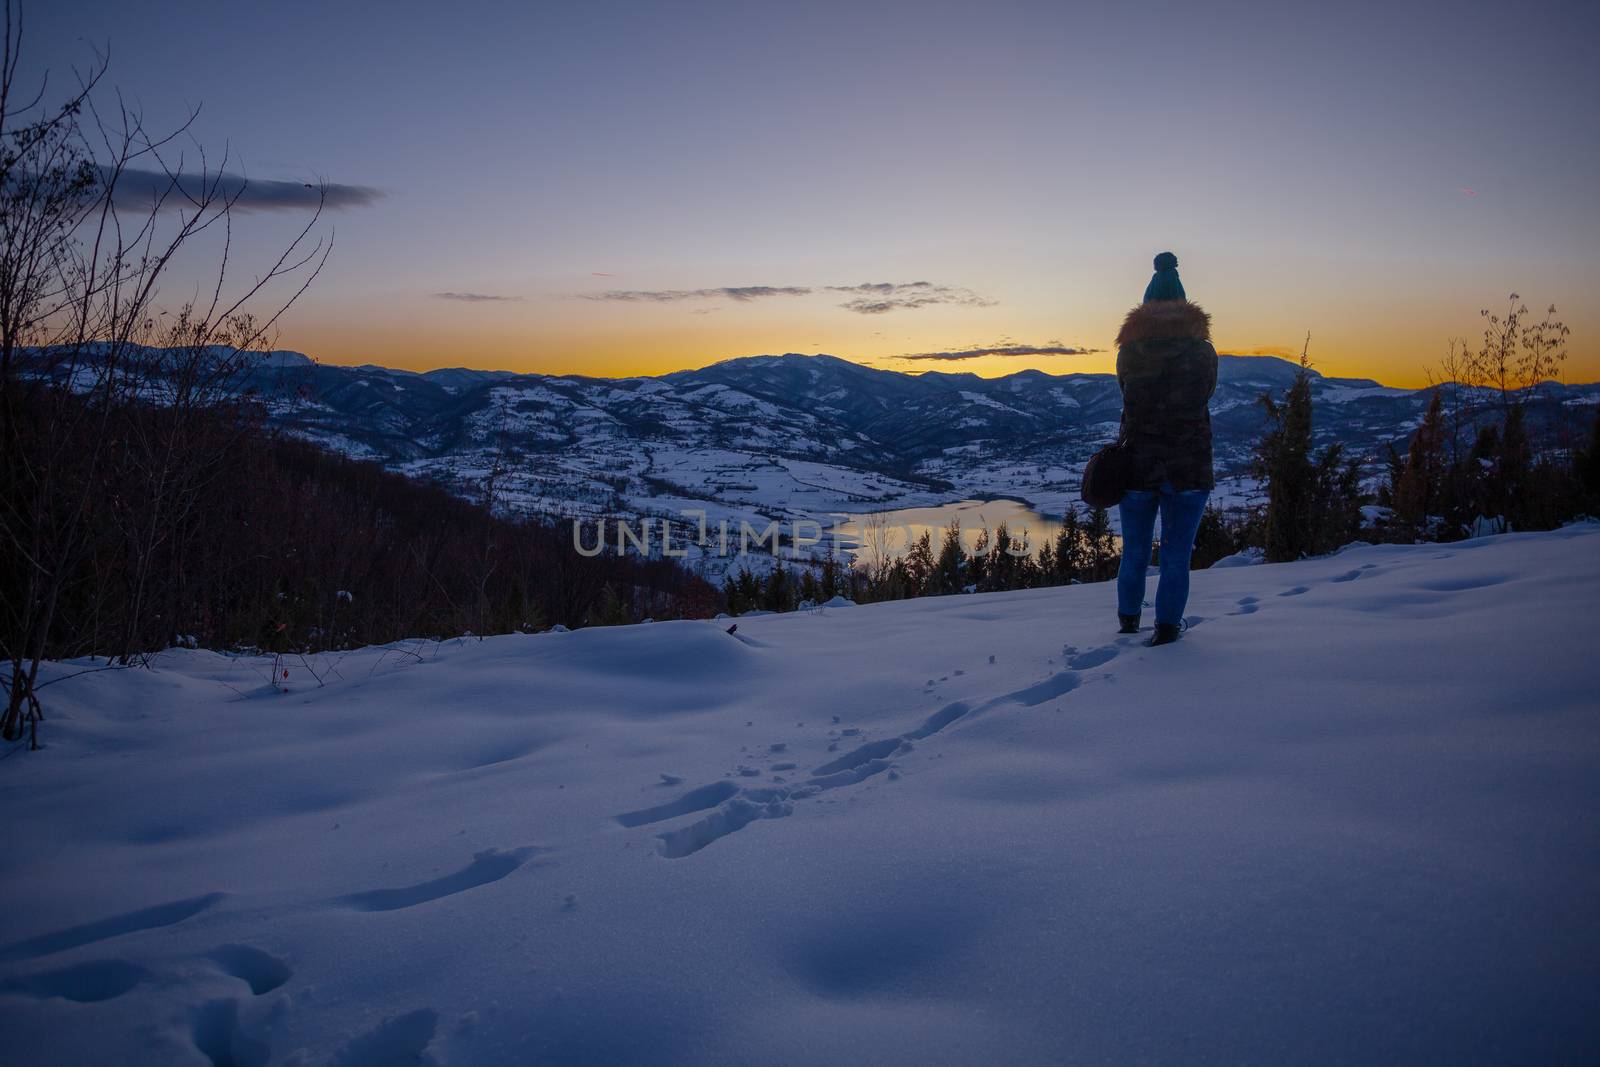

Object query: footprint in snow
[192,998,270,1067]
[0,959,149,1003]
[338,847,538,912]
[207,945,291,995]
[1067,646,1119,671]
[333,1008,439,1067]
[1227,596,1260,616]
[615,782,740,827]
[0,892,225,963]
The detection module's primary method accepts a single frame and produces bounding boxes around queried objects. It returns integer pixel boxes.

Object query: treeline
[1379,383,1598,543]
[723,501,1242,612]
[1258,303,1598,561]
[3,380,717,659]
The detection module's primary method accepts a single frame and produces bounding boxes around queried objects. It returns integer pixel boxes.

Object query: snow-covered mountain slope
[4,525,1597,1065]
[25,345,1600,570]
[253,350,1600,544]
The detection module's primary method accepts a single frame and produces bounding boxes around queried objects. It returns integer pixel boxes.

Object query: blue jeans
[1117,484,1209,626]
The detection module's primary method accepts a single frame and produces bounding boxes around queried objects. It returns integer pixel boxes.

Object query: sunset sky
[37,0,1600,386]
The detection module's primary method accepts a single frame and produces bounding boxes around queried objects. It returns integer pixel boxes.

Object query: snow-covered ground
[3,526,1598,1065]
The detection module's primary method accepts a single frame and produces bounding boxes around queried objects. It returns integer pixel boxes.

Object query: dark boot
[1117,614,1141,634]
[1147,623,1181,647]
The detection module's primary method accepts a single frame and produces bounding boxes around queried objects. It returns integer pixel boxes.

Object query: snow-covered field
[3,526,1598,1065]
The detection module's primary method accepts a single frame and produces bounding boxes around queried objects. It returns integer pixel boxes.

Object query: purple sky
[31,0,1600,384]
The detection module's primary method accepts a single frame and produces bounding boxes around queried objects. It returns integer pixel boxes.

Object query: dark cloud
[894,343,1101,362]
[828,282,996,315]
[827,281,935,294]
[583,286,813,303]
[578,280,992,313]
[106,168,382,212]
[433,292,523,302]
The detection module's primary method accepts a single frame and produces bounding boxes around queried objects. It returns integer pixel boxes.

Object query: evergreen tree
[1084,506,1117,580]
[762,564,790,612]
[990,523,1017,590]
[882,557,914,600]
[1465,422,1501,523]
[1379,442,1404,509]
[904,530,935,596]
[1254,359,1316,562]
[820,558,841,601]
[1053,507,1085,583]
[592,582,631,626]
[1016,547,1043,589]
[1310,444,1365,554]
[968,528,991,591]
[1035,540,1057,585]
[1498,404,1532,528]
[933,520,964,594]
[1394,389,1446,536]
[727,566,762,614]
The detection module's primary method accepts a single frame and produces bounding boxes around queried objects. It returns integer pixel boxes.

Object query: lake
[831,498,1076,564]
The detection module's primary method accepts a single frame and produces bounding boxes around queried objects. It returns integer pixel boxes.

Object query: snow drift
[2,526,1597,1065]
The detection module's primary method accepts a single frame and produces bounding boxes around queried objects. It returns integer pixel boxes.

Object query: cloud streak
[583,286,812,303]
[107,168,382,212]
[433,292,523,302]
[892,342,1101,362]
[579,280,994,314]
[828,281,996,315]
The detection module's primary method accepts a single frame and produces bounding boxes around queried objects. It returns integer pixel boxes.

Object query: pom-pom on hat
[1143,251,1186,303]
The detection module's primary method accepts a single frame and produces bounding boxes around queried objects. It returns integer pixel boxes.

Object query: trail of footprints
[615,640,1138,858]
[2,551,1502,1059]
[617,557,1453,857]
[0,848,539,1065]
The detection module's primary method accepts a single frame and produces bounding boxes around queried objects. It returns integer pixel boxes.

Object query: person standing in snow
[1114,251,1218,646]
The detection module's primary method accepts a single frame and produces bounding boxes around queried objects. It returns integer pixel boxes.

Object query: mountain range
[25,345,1600,566]
[243,351,1595,532]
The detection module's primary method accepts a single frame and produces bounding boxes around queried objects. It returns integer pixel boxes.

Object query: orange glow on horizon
[281,321,1600,392]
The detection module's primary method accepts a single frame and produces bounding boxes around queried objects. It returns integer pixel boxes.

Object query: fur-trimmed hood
[1116,300,1211,347]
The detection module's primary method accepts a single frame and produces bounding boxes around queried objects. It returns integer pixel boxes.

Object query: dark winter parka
[1115,300,1218,492]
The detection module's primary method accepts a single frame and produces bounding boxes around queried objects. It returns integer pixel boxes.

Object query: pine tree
[1498,404,1531,528]
[762,565,790,612]
[820,558,841,601]
[932,520,964,594]
[1085,506,1117,580]
[1310,444,1365,554]
[1053,507,1085,583]
[593,582,630,626]
[904,530,935,596]
[1035,540,1057,584]
[1380,442,1404,509]
[968,528,991,591]
[1255,356,1316,562]
[990,523,1017,590]
[1394,389,1446,536]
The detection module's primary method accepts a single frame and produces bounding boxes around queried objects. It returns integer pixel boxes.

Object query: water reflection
[831,498,1082,563]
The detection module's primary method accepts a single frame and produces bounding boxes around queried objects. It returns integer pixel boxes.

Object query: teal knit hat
[1143,251,1186,303]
